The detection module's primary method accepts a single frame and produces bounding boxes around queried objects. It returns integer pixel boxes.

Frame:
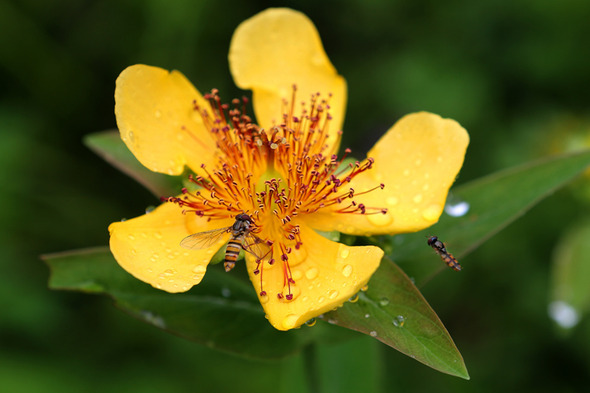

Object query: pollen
[164,86,386,302]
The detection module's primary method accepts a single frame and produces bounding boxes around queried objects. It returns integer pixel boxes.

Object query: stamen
[163,87,387,301]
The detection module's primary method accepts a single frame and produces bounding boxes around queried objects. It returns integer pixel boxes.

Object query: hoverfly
[180,213,272,272]
[427,236,462,271]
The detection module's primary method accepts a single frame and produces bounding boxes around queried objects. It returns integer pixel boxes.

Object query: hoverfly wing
[180,227,231,250]
[242,233,272,261]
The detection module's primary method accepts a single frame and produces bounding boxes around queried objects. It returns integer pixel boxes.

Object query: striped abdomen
[441,252,461,271]
[224,234,245,272]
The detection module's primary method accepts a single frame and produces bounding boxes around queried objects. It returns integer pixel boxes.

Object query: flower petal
[303,112,469,235]
[246,224,383,330]
[229,8,346,152]
[115,64,216,175]
[109,202,227,293]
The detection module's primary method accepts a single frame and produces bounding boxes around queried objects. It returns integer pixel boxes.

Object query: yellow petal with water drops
[229,8,346,154]
[109,201,227,293]
[115,64,216,175]
[246,223,383,331]
[303,112,469,235]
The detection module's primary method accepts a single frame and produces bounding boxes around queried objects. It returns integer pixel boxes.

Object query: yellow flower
[108,8,469,331]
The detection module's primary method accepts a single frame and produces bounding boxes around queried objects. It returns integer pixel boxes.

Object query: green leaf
[84,130,183,197]
[325,257,469,379]
[549,219,590,329]
[384,149,590,285]
[43,247,314,360]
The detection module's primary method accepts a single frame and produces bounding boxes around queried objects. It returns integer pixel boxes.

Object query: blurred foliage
[2,0,590,392]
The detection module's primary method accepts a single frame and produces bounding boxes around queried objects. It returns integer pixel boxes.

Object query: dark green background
[2,0,590,392]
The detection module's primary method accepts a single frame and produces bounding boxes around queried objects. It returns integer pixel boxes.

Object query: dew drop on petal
[367,212,393,227]
[155,109,162,118]
[393,315,406,327]
[548,301,580,329]
[422,204,442,222]
[259,293,270,304]
[127,234,136,240]
[126,130,135,144]
[145,205,155,214]
[163,268,176,276]
[305,318,317,327]
[340,249,350,259]
[305,267,319,280]
[342,264,353,278]
[328,290,339,299]
[349,293,359,303]
[386,196,399,206]
[292,269,303,280]
[413,194,423,204]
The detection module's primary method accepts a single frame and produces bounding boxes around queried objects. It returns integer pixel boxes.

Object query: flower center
[164,87,386,300]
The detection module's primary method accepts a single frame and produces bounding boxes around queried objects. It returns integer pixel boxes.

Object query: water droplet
[127,234,136,240]
[318,296,326,304]
[445,200,470,217]
[221,287,231,298]
[367,212,394,227]
[328,290,339,299]
[340,249,350,259]
[379,297,390,306]
[162,268,176,276]
[369,330,378,337]
[364,313,371,319]
[413,194,423,204]
[153,231,163,239]
[127,130,135,144]
[393,315,406,327]
[349,293,359,303]
[342,264,353,278]
[192,265,206,274]
[422,204,442,221]
[305,318,316,327]
[155,109,162,118]
[145,205,155,214]
[292,269,303,280]
[282,314,299,330]
[386,196,399,206]
[415,158,422,166]
[361,285,369,292]
[548,301,580,329]
[403,169,410,176]
[120,218,127,222]
[259,293,270,304]
[305,267,319,280]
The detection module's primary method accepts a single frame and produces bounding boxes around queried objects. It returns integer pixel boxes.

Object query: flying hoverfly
[427,236,462,271]
[180,213,272,272]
